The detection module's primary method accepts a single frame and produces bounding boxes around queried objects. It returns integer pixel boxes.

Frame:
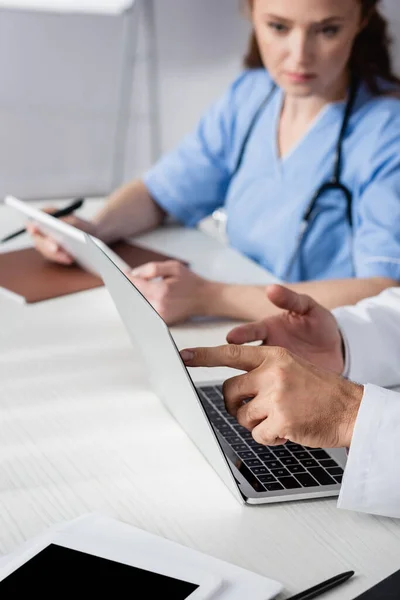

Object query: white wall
[123,0,250,182]
[382,0,400,72]
[0,7,135,200]
[154,0,250,154]
[0,1,249,198]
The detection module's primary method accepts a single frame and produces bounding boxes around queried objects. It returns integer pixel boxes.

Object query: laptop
[84,234,347,506]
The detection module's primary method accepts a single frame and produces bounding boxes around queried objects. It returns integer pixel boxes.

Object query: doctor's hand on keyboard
[180,343,363,450]
[226,284,345,375]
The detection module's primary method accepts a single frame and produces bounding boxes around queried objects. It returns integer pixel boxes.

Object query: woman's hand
[26,209,98,265]
[128,260,210,325]
[227,284,344,374]
[181,344,363,449]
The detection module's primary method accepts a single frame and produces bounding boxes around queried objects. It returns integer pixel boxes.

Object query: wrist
[90,219,116,245]
[339,380,364,447]
[194,280,225,316]
[193,282,272,320]
[327,337,346,375]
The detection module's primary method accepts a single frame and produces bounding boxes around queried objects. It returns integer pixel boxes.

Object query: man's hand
[227,285,345,374]
[181,344,363,448]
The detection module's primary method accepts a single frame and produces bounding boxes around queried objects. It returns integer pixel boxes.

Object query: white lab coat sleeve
[338,384,400,518]
[332,287,400,387]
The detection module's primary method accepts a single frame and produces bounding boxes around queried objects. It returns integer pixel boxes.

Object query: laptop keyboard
[198,385,344,493]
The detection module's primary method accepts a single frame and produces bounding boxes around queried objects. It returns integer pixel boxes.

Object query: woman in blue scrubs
[30,0,400,324]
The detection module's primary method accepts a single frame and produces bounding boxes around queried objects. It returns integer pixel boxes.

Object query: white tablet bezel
[4,195,130,275]
[0,532,223,600]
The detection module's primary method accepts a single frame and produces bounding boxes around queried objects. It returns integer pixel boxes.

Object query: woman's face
[251,0,363,97]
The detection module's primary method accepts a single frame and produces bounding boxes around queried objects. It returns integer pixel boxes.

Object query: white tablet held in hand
[4,195,130,275]
[0,535,224,599]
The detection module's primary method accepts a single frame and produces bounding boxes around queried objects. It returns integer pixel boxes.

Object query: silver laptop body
[84,234,347,506]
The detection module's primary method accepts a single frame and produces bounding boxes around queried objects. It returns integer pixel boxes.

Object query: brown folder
[0,241,183,304]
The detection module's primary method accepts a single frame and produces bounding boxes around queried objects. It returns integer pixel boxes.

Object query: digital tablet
[4,195,130,275]
[0,535,223,599]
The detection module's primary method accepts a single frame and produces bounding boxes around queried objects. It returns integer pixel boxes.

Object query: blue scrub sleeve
[353,111,400,281]
[142,72,253,227]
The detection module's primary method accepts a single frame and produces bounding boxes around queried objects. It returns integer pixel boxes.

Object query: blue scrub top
[144,69,400,282]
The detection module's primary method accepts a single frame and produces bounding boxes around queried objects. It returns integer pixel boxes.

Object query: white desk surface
[1,198,400,599]
[0,0,134,15]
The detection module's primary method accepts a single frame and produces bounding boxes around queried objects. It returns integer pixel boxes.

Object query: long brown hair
[243,0,400,94]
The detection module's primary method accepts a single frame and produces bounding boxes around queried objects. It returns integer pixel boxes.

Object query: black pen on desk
[1,197,85,243]
[286,570,355,600]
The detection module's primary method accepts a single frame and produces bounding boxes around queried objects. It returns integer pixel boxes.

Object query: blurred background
[0,0,399,201]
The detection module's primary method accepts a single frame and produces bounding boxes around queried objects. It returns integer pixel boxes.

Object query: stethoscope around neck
[232,76,359,281]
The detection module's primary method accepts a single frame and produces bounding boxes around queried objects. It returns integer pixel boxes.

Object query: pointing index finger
[180,344,269,372]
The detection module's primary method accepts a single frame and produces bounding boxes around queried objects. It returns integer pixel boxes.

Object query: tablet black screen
[0,543,199,598]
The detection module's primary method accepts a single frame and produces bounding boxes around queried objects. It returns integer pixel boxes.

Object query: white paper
[0,513,282,600]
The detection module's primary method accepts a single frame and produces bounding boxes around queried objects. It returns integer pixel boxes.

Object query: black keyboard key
[210,415,226,424]
[207,411,219,421]
[287,464,307,474]
[232,444,249,453]
[308,449,330,460]
[232,421,246,428]
[294,473,319,487]
[271,448,291,458]
[296,452,312,461]
[280,457,300,466]
[251,466,269,475]
[258,453,275,463]
[253,451,273,460]
[245,458,263,468]
[200,386,216,395]
[334,475,343,483]
[206,407,220,417]
[300,459,319,468]
[237,451,255,460]
[215,422,231,432]
[258,474,276,484]
[247,439,263,448]
[203,403,217,414]
[206,392,222,401]
[264,482,284,491]
[233,425,250,435]
[319,459,340,468]
[279,477,302,489]
[288,444,306,453]
[308,467,336,486]
[264,460,283,470]
[224,435,244,445]
[326,466,344,476]
[205,387,221,395]
[270,468,290,478]
[211,399,224,408]
[225,415,238,424]
[253,445,272,455]
[240,431,253,439]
